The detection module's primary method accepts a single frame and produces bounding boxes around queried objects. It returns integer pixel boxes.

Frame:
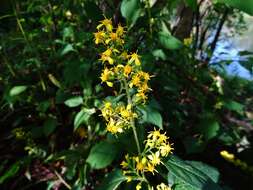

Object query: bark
[173,3,194,40]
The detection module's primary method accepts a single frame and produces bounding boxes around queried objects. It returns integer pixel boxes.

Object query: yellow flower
[148,129,161,140]
[100,49,114,65]
[106,118,123,134]
[105,32,124,44]
[156,183,171,190]
[116,24,125,36]
[124,65,132,77]
[139,82,150,92]
[146,163,155,174]
[126,176,132,182]
[148,151,161,166]
[94,31,106,44]
[129,53,141,66]
[130,74,141,88]
[136,91,148,103]
[159,143,173,157]
[120,51,129,60]
[97,18,113,32]
[100,68,114,87]
[136,183,142,190]
[220,150,235,161]
[101,101,113,120]
[135,157,145,171]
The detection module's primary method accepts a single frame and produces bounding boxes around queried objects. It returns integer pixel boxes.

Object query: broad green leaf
[199,115,220,140]
[121,0,142,27]
[9,86,27,96]
[139,105,163,129]
[217,0,253,15]
[224,100,244,114]
[185,161,220,183]
[97,169,126,190]
[64,96,83,107]
[86,141,118,169]
[164,156,222,190]
[74,108,96,130]
[0,162,20,184]
[158,31,183,50]
[43,117,57,136]
[203,120,220,140]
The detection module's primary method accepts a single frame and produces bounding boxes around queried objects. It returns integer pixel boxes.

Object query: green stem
[123,79,141,154]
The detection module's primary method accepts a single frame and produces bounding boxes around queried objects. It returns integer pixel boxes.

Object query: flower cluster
[121,129,173,179]
[101,102,137,134]
[94,18,152,134]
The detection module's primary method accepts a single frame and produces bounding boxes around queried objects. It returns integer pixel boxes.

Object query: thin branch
[208,8,229,61]
[54,170,71,190]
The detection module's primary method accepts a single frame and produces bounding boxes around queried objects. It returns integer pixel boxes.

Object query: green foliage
[165,156,222,190]
[121,0,142,27]
[74,108,96,130]
[86,141,119,169]
[97,169,126,190]
[218,0,253,15]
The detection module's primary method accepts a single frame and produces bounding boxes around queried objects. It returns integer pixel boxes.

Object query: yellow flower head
[148,151,161,166]
[159,143,174,157]
[94,31,106,44]
[116,24,125,36]
[106,118,123,134]
[129,52,141,66]
[100,49,114,64]
[97,18,113,32]
[156,183,171,190]
[124,65,132,77]
[100,68,114,87]
[136,183,142,190]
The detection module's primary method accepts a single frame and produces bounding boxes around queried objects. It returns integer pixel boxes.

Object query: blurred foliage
[0,0,253,190]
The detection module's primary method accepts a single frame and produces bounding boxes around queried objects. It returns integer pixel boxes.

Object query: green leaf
[61,44,76,56]
[9,85,27,96]
[203,121,220,140]
[0,162,20,184]
[121,0,142,27]
[139,104,163,129]
[158,31,183,50]
[152,49,167,61]
[198,115,220,140]
[217,0,253,15]
[86,141,118,169]
[96,169,126,190]
[185,0,198,11]
[64,96,83,107]
[43,117,57,136]
[224,100,244,114]
[74,108,96,130]
[164,156,222,190]
[185,161,220,183]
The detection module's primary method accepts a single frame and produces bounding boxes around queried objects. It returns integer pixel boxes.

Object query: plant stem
[54,170,71,189]
[123,79,141,154]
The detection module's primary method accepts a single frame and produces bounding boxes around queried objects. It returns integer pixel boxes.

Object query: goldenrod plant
[95,18,173,189]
